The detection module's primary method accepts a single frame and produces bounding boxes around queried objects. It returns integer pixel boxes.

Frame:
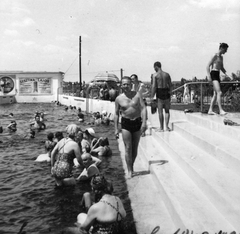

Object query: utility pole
[120,68,123,79]
[79,36,82,94]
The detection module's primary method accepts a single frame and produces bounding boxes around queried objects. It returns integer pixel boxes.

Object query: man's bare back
[152,71,171,89]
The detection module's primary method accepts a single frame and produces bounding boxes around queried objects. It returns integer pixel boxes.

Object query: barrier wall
[0,96,16,105]
[0,71,63,104]
[58,94,187,124]
[58,94,115,120]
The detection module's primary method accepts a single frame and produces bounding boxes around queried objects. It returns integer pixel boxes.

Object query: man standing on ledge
[151,61,172,132]
[115,76,147,178]
[207,43,231,115]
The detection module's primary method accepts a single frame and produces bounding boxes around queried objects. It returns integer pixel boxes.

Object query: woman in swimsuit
[51,124,83,187]
[63,175,126,234]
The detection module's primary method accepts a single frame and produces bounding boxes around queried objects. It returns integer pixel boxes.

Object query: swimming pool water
[0,103,136,234]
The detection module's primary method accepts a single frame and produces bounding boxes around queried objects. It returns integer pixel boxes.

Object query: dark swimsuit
[91,197,123,234]
[52,140,75,179]
[121,117,142,133]
[156,88,170,100]
[210,70,220,83]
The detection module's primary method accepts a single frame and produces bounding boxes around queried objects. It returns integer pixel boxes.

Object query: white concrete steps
[138,135,169,171]
[183,113,240,142]
[128,174,176,233]
[173,121,240,177]
[138,135,236,232]
[117,135,175,233]
[151,130,239,231]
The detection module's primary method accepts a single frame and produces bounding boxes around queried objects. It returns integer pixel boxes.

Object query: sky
[0,0,239,83]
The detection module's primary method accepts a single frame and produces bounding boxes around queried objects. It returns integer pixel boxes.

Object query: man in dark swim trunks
[114,76,147,178]
[151,61,172,132]
[207,43,232,115]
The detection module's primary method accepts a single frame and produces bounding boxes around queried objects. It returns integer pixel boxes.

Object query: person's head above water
[47,132,54,141]
[81,153,93,167]
[91,175,114,198]
[91,175,108,191]
[65,124,81,139]
[55,131,63,141]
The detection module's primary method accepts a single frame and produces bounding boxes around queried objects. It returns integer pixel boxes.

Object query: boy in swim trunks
[207,43,232,115]
[151,61,172,132]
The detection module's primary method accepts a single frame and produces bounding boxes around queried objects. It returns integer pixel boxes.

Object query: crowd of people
[2,45,232,232]
[47,120,127,233]
[0,111,47,138]
[25,105,122,233]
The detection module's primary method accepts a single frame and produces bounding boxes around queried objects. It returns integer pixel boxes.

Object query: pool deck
[118,109,240,233]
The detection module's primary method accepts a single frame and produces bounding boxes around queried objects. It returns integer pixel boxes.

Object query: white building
[0,71,64,104]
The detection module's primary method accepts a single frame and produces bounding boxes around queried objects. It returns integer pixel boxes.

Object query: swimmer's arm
[74,144,84,166]
[91,156,102,166]
[50,143,59,167]
[168,75,172,94]
[7,123,12,128]
[90,138,101,151]
[81,205,98,231]
[151,74,156,99]
[220,61,231,79]
[29,121,35,126]
[140,83,149,97]
[114,98,120,137]
[139,93,147,125]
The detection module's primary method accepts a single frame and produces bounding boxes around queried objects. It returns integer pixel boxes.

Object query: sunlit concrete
[118,110,240,233]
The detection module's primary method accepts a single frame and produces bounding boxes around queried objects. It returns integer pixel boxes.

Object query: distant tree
[236,70,240,77]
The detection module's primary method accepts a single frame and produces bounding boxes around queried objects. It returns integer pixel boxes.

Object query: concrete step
[138,135,169,171]
[139,134,235,231]
[117,134,175,233]
[173,121,240,177]
[183,112,240,142]
[151,130,240,231]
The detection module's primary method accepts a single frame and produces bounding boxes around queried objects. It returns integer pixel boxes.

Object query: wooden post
[79,36,82,95]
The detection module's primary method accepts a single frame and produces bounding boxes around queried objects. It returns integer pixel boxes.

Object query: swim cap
[85,128,96,138]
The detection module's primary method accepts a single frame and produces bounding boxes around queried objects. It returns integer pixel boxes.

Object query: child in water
[45,132,56,156]
[7,120,17,132]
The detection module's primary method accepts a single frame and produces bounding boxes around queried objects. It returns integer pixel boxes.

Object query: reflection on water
[0,103,136,234]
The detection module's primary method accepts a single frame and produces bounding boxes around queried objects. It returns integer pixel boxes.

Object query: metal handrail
[171,81,240,112]
[171,81,239,93]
